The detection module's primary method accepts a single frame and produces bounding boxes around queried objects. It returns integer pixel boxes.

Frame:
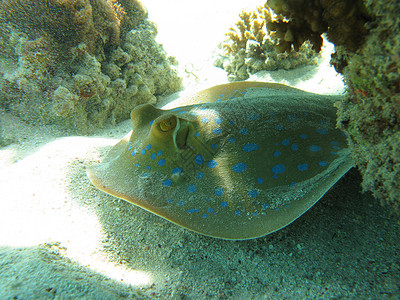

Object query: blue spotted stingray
[87,82,353,240]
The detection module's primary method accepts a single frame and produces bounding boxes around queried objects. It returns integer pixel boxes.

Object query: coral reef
[336,0,400,213]
[265,0,371,54]
[0,0,181,133]
[215,4,320,81]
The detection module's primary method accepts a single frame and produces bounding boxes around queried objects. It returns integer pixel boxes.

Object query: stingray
[87,82,353,240]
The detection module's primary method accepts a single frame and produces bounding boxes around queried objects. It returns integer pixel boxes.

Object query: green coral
[215,3,320,81]
[0,0,181,133]
[336,0,400,212]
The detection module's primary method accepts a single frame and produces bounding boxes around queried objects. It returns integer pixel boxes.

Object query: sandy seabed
[1,70,399,300]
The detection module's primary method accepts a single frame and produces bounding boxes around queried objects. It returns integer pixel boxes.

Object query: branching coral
[215,3,320,81]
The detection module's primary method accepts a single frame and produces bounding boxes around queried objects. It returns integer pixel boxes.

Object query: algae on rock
[215,3,320,81]
[0,0,181,133]
[335,0,400,213]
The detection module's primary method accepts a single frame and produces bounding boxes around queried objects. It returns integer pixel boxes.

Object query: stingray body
[87,82,353,240]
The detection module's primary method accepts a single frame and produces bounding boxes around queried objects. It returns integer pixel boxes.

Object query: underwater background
[0,0,399,298]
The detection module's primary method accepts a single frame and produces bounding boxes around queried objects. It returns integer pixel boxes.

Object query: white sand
[1,1,399,299]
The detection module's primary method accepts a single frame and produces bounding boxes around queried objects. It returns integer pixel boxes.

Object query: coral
[0,0,181,133]
[215,4,320,81]
[265,0,371,54]
[336,0,400,213]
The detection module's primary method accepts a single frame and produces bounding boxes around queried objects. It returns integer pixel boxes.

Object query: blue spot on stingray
[158,159,166,167]
[197,171,204,179]
[282,139,290,146]
[131,150,136,156]
[332,146,341,150]
[201,214,207,218]
[187,185,197,193]
[228,137,236,143]
[248,190,258,198]
[167,198,173,203]
[253,212,258,216]
[134,163,139,167]
[273,151,281,158]
[157,150,162,156]
[242,143,259,152]
[177,200,184,206]
[330,141,340,146]
[194,132,200,137]
[201,118,209,123]
[162,179,172,187]
[275,125,283,131]
[274,142,279,146]
[207,208,213,213]
[319,161,328,167]
[194,154,204,165]
[141,149,146,155]
[257,177,264,184]
[317,128,329,135]
[272,174,277,179]
[331,152,338,155]
[128,144,133,151]
[289,182,297,187]
[172,167,182,174]
[232,162,247,173]
[220,201,228,208]
[150,153,156,160]
[178,111,188,114]
[146,144,151,150]
[235,210,241,216]
[229,120,235,125]
[141,172,150,178]
[309,145,322,152]
[247,113,260,120]
[211,144,218,149]
[207,160,218,168]
[146,166,151,170]
[215,117,223,124]
[291,143,299,151]
[340,131,347,137]
[239,128,249,135]
[212,128,222,135]
[287,114,297,122]
[186,208,199,213]
[300,134,308,139]
[214,187,224,196]
[171,107,181,111]
[297,163,308,171]
[149,120,154,126]
[272,164,285,174]
[262,203,269,209]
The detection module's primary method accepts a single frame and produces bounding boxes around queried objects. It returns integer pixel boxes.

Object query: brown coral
[0,0,147,57]
[0,0,181,133]
[266,0,372,55]
[217,3,320,81]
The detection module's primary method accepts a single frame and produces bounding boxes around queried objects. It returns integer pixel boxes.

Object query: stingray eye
[159,116,177,132]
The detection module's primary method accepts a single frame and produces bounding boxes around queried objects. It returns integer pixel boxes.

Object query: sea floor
[0,99,399,299]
